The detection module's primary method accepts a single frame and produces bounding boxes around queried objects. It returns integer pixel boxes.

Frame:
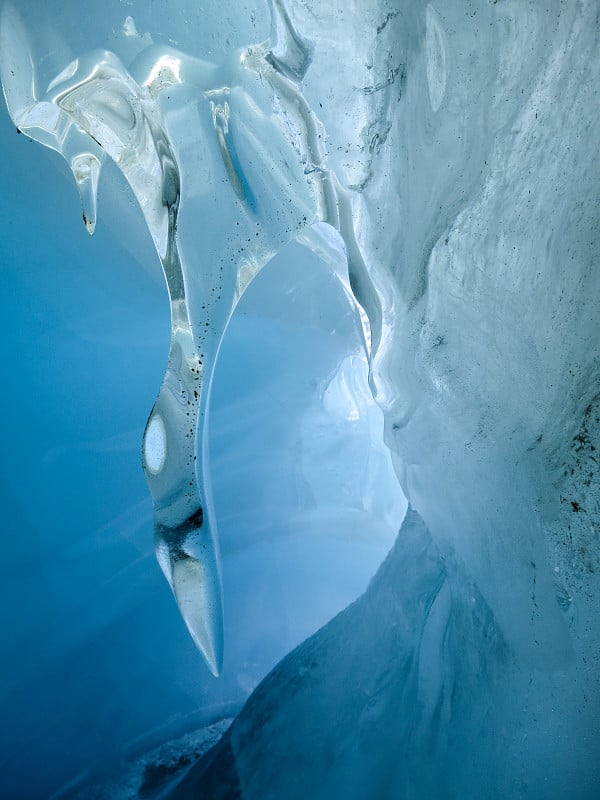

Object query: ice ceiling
[1,1,599,798]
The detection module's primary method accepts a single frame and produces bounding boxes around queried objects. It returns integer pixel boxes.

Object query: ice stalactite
[2,0,599,797]
[0,1,378,675]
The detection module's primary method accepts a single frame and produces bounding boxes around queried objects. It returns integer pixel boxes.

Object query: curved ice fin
[143,306,225,677]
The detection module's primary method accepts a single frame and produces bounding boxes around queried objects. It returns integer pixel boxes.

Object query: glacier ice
[0,0,378,678]
[1,0,600,799]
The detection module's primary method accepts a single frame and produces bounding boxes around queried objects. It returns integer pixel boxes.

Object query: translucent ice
[179,1,600,797]
[1,0,599,798]
[0,0,377,676]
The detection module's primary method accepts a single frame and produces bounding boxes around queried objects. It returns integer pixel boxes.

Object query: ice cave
[0,1,598,798]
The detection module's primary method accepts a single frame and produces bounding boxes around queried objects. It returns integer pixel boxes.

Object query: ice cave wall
[178,1,600,798]
[0,0,599,799]
[281,0,600,666]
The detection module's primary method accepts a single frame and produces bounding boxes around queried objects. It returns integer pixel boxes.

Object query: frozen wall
[179,1,600,798]
[1,1,599,799]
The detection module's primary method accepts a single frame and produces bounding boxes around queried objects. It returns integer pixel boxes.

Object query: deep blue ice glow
[1,2,599,799]
[0,73,402,797]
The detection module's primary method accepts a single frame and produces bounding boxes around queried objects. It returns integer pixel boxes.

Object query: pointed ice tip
[170,554,224,678]
[204,645,222,678]
[188,617,223,676]
[188,606,223,677]
[82,211,96,235]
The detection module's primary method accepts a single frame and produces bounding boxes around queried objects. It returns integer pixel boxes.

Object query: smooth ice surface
[0,20,404,794]
[1,1,600,799]
[0,113,404,797]
[0,0,382,678]
[180,1,599,797]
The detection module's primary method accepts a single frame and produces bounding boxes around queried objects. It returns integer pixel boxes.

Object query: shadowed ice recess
[1,0,599,799]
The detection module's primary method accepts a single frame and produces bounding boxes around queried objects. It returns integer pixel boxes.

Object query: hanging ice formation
[0,1,379,677]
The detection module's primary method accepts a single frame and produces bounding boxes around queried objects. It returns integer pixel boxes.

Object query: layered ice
[1,0,599,799]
